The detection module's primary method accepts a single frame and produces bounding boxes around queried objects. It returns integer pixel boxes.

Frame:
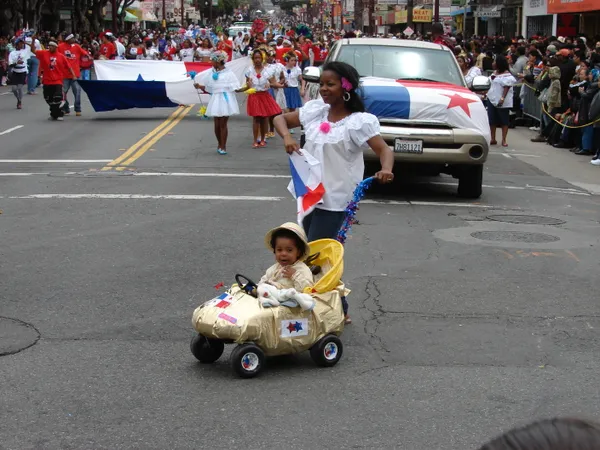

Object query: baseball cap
[65,33,74,41]
[48,41,58,47]
[546,44,557,54]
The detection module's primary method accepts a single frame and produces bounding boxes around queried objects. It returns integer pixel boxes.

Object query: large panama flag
[78,58,249,112]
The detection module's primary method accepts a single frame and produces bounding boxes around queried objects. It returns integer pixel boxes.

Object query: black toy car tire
[310,334,343,367]
[190,334,225,363]
[230,343,265,378]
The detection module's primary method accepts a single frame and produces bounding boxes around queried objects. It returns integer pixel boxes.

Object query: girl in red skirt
[240,49,282,148]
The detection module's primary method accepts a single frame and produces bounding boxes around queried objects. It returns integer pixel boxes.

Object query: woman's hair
[251,48,264,63]
[283,51,297,62]
[321,61,365,113]
[494,54,510,73]
[270,229,307,258]
[478,418,600,450]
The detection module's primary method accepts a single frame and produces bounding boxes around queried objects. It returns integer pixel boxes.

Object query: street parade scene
[1,0,600,447]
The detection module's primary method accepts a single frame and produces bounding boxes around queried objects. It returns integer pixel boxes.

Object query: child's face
[274,237,301,266]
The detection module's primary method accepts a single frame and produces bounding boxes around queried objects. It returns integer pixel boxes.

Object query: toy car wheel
[310,335,343,367]
[230,344,265,378]
[190,334,225,364]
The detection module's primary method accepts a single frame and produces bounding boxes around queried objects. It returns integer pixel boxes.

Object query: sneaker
[531,136,546,143]
[16,101,21,109]
[217,148,227,155]
[591,159,600,166]
[529,126,540,131]
[76,112,81,117]
[56,117,64,121]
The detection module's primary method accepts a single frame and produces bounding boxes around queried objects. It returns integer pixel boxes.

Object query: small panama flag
[281,319,309,338]
[288,152,325,226]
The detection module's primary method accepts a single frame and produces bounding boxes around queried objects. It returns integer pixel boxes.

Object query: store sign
[395,10,407,22]
[474,7,502,17]
[523,0,547,15]
[547,0,594,14]
[413,9,432,22]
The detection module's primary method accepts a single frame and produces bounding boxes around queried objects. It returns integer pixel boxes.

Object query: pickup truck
[302,38,491,199]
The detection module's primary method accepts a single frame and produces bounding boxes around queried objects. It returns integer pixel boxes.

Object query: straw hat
[264,222,309,259]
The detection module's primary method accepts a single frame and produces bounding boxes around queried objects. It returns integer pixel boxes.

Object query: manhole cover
[486,214,566,226]
[471,231,560,243]
[0,317,40,356]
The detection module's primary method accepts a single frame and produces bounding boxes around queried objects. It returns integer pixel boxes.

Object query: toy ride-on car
[191,238,347,378]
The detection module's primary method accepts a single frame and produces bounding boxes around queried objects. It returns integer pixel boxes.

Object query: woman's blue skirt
[284,87,303,109]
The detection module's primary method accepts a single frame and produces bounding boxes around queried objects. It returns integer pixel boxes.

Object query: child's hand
[282,266,296,278]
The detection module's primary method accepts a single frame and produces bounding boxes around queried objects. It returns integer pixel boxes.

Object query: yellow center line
[114,105,194,171]
[101,106,189,171]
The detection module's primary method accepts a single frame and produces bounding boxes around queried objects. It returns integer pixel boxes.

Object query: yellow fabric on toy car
[192,285,345,356]
[304,239,344,294]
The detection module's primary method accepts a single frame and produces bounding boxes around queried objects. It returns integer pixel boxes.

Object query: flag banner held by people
[79,58,249,112]
[361,77,491,143]
[288,152,325,226]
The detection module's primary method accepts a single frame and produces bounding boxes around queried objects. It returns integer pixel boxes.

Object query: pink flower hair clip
[319,122,331,134]
[341,77,353,92]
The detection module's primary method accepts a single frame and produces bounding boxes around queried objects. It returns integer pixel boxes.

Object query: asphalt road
[1,86,600,450]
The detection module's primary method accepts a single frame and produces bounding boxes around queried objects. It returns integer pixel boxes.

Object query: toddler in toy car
[257,222,316,310]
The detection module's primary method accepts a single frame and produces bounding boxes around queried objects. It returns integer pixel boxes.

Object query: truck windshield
[337,45,464,86]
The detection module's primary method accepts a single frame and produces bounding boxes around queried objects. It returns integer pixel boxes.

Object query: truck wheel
[457,165,483,199]
[190,334,224,363]
[230,343,265,378]
[310,335,343,367]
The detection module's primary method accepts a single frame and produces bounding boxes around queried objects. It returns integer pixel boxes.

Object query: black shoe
[531,136,546,143]
[575,149,594,155]
[553,141,569,149]
[570,147,580,153]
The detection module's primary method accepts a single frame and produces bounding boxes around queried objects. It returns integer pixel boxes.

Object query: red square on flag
[215,300,230,308]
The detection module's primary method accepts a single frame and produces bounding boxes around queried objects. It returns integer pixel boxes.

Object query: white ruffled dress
[299,99,380,211]
[198,68,241,117]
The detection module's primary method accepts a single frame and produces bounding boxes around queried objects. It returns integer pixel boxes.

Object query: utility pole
[181,0,184,26]
[407,0,413,29]
[434,0,439,24]
[162,0,166,28]
[112,0,118,32]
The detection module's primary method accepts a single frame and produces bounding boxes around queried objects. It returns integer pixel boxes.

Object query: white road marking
[0,125,24,135]
[0,92,12,96]
[502,153,513,159]
[7,194,285,201]
[132,172,291,178]
[0,173,47,176]
[425,181,590,196]
[0,159,112,163]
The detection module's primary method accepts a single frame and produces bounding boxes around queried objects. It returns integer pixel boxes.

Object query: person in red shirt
[33,40,75,121]
[432,23,452,49]
[58,34,88,116]
[216,32,233,61]
[99,33,117,60]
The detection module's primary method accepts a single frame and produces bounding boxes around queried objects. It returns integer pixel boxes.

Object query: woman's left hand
[375,169,394,183]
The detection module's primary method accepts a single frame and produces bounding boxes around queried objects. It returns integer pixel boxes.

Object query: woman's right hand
[283,135,301,154]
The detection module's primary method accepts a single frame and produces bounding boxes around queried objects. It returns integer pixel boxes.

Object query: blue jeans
[27,56,39,93]
[62,79,81,113]
[581,125,594,151]
[80,69,91,81]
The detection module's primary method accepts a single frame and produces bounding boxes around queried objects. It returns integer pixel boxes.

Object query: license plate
[394,139,423,154]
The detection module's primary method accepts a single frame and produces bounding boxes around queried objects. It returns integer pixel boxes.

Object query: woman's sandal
[344,314,352,325]
[502,142,508,147]
[490,140,498,145]
[258,141,267,148]
[252,142,260,148]
[217,148,227,155]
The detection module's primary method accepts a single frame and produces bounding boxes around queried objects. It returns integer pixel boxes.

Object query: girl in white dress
[273,61,395,324]
[282,52,303,112]
[194,51,242,155]
[195,38,213,62]
[266,49,286,138]
[179,39,195,62]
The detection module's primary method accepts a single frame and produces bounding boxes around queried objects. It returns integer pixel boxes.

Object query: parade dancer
[239,49,282,148]
[35,40,76,121]
[266,49,286,138]
[7,38,30,109]
[282,52,303,130]
[194,51,241,155]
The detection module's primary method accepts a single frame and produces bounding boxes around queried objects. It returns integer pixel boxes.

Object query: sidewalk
[504,127,600,195]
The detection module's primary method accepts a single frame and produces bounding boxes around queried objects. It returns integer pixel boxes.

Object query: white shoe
[529,126,540,131]
[56,117,64,121]
[590,159,600,166]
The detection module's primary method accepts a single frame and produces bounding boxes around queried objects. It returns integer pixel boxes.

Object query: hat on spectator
[558,49,570,57]
[66,34,74,41]
[48,41,58,47]
[546,44,557,54]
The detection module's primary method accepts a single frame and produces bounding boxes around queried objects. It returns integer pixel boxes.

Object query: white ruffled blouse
[299,99,380,211]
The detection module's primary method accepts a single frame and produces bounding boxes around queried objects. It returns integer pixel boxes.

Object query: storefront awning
[450,6,471,16]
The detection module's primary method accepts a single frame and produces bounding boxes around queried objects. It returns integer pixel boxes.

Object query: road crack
[359,277,391,361]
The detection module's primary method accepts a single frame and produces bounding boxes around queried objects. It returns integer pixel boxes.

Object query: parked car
[302,38,491,199]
